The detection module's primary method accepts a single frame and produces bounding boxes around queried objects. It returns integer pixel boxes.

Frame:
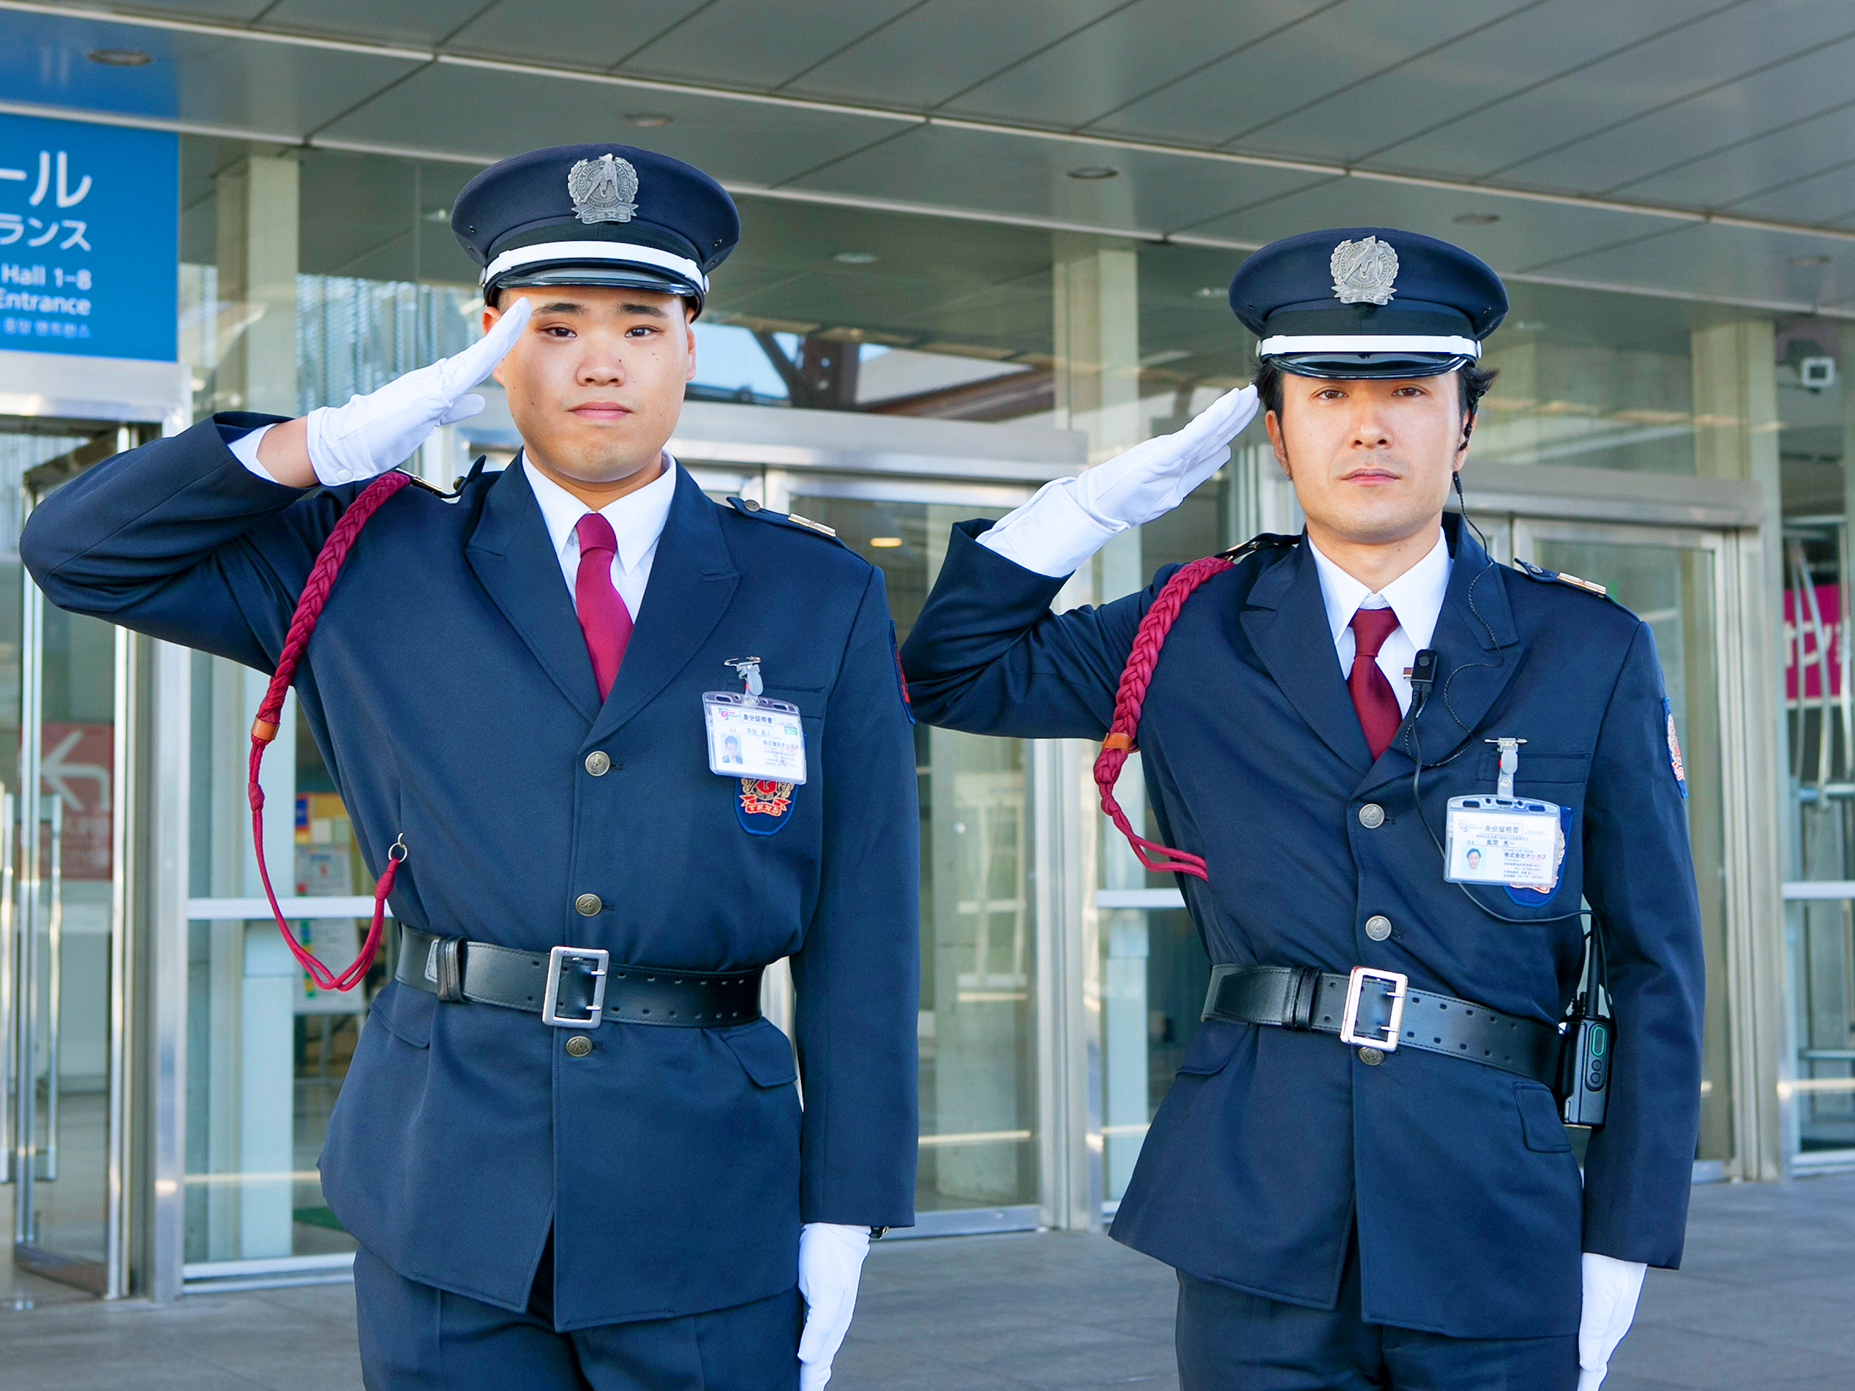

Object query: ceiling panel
[1522,220,1855,307]
[317,62,903,184]
[79,0,271,20]
[1618,105,1855,218]
[781,0,1129,110]
[614,0,921,92]
[0,10,423,135]
[1180,176,1681,277]
[1230,0,1719,167]
[260,0,490,48]
[444,0,712,72]
[1713,160,1855,229]
[1086,0,1537,149]
[942,0,1334,132]
[1505,36,1855,196]
[1378,0,1839,187]
[785,125,1327,235]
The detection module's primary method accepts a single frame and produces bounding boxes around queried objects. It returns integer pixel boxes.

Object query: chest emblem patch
[1663,697,1688,799]
[738,778,797,834]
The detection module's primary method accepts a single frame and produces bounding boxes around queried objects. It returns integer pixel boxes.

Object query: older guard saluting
[901,229,1703,1391]
[22,144,918,1390]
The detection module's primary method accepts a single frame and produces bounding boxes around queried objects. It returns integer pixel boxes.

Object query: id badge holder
[704,658,808,784]
[1444,796,1563,890]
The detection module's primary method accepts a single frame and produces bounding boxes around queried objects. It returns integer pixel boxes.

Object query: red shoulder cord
[247,469,413,991]
[1093,554,1234,881]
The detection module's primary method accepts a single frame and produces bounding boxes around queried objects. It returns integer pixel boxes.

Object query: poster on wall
[0,110,177,361]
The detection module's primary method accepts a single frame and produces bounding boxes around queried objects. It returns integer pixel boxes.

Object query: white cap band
[1259,334,1481,358]
[482,240,708,294]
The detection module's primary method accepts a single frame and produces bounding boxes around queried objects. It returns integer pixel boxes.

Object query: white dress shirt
[1307,529,1451,715]
[521,454,676,618]
[229,424,677,619]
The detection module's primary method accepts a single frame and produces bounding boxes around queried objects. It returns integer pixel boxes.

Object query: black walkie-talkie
[1558,916,1612,1127]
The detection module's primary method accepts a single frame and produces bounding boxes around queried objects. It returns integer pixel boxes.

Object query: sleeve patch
[1663,696,1688,799]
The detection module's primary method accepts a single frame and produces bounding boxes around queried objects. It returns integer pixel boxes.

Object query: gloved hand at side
[1577,1252,1647,1390]
[979,384,1259,578]
[797,1221,871,1391]
[232,296,533,488]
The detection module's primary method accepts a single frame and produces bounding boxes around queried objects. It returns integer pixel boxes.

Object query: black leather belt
[1202,964,1560,1085]
[396,926,763,1028]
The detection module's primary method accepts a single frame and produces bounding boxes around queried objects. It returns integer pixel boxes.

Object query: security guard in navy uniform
[901,229,1704,1391]
[22,145,918,1389]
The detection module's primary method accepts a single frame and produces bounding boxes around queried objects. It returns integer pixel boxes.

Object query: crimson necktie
[573,512,633,699]
[1348,606,1403,760]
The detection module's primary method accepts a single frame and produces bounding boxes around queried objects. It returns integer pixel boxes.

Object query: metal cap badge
[569,154,639,225]
[1329,235,1398,306]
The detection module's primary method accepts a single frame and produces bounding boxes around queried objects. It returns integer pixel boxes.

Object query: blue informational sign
[0,112,177,361]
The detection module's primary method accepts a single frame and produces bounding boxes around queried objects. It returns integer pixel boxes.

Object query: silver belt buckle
[1339,966,1407,1051]
[542,945,609,1028]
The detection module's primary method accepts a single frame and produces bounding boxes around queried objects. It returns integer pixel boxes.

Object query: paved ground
[3,1173,1852,1389]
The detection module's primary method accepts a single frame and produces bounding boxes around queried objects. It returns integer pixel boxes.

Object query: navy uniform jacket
[22,415,920,1330]
[901,515,1703,1340]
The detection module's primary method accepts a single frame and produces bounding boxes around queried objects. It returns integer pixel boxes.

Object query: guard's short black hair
[1254,359,1498,429]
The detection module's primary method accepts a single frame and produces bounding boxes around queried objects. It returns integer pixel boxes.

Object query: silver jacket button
[1358,803,1385,829]
[1358,1046,1385,1065]
[1364,915,1392,941]
[585,750,611,776]
[574,893,602,917]
[564,1035,593,1057]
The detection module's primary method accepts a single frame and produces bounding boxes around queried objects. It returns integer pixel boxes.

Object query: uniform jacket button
[565,1035,593,1057]
[1358,1046,1385,1065]
[1358,803,1385,829]
[585,750,611,776]
[1364,915,1392,941]
[575,893,602,916]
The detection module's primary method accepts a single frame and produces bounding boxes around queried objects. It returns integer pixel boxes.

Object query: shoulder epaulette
[726,496,848,547]
[1511,557,1609,598]
[1217,532,1301,564]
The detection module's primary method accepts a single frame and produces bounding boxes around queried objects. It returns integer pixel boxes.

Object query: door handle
[40,795,60,1183]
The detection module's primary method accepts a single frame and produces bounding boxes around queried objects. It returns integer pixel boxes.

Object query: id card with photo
[1444,795,1564,891]
[704,691,808,783]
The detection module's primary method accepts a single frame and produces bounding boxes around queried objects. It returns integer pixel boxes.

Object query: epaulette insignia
[1513,557,1607,597]
[727,496,844,543]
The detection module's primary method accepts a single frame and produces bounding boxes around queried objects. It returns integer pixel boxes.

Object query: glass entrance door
[5,432,139,1296]
[1512,518,1737,1175]
[783,481,1043,1230]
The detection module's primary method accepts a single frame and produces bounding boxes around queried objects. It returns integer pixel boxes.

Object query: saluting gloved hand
[302,296,533,485]
[1577,1253,1647,1389]
[980,383,1260,578]
[797,1222,872,1391]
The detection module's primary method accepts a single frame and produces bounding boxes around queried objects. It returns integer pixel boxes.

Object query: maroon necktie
[1348,606,1403,760]
[573,512,633,699]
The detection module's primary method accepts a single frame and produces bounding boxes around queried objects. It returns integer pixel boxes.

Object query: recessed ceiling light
[1194,286,1224,298]
[1452,212,1499,226]
[869,536,903,548]
[833,251,879,264]
[1067,166,1119,180]
[423,206,451,223]
[626,112,673,128]
[1789,253,1832,267]
[86,48,152,66]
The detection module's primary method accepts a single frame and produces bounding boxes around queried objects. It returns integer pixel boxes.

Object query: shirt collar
[522,451,679,573]
[1307,528,1451,648]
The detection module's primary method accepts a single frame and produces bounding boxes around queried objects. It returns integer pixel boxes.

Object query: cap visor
[490,263,703,310]
[1266,351,1472,380]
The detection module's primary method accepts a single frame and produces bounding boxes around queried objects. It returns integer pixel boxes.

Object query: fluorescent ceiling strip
[1259,335,1480,356]
[482,240,707,291]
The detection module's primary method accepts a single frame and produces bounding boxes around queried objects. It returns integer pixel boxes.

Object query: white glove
[980,384,1259,577]
[303,296,532,485]
[797,1222,871,1391]
[1577,1253,1647,1390]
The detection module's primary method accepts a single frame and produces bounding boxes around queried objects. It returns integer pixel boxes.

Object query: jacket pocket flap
[1516,1082,1571,1152]
[1176,1020,1242,1076]
[367,980,433,1049]
[724,1020,799,1087]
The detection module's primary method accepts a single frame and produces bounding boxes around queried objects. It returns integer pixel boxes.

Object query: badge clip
[724,656,764,700]
[1486,737,1526,799]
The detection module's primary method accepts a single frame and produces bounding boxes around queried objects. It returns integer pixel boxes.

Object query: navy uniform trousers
[901,516,1705,1389]
[20,416,921,1382]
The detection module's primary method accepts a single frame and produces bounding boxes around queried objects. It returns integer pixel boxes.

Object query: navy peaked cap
[1229,227,1507,379]
[452,143,739,312]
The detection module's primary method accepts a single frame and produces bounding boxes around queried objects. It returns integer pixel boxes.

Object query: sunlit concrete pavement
[3,1173,1852,1390]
